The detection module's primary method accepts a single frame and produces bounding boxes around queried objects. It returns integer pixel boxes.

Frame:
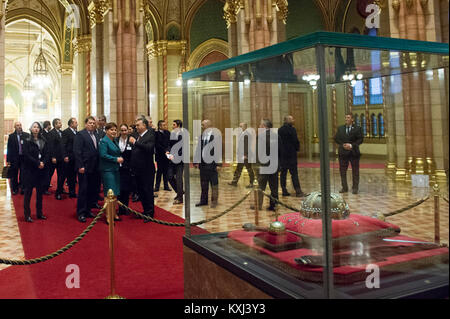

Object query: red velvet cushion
[278,212,401,248]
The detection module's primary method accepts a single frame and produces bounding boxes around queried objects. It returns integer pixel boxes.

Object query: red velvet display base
[278,213,401,248]
[229,230,449,284]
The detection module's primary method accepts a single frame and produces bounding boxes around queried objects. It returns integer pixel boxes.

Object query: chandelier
[32,1,50,89]
[302,74,320,90]
[22,0,34,98]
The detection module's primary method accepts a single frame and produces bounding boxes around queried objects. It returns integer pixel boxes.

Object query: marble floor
[0,161,448,272]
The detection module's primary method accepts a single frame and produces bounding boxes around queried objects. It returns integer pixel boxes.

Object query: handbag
[2,166,10,179]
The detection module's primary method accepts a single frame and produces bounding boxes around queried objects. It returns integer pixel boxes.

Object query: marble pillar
[74,34,92,122]
[389,0,448,180]
[60,64,73,125]
[225,0,287,129]
[0,1,5,165]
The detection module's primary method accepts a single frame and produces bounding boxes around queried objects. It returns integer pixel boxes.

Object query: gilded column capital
[146,41,158,59]
[0,0,8,22]
[59,63,73,75]
[275,0,288,24]
[73,35,92,54]
[88,0,110,29]
[392,0,400,11]
[223,0,242,28]
[158,41,168,56]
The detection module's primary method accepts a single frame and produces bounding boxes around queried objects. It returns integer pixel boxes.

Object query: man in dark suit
[194,119,221,208]
[6,122,30,195]
[334,113,364,194]
[168,119,184,204]
[42,120,51,194]
[61,117,78,198]
[96,115,107,139]
[254,119,280,211]
[278,115,306,197]
[229,122,255,188]
[129,117,156,222]
[48,118,65,200]
[154,120,171,192]
[73,116,101,222]
[42,121,51,140]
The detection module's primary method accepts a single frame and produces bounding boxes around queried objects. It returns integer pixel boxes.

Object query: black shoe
[296,192,306,198]
[228,182,238,187]
[77,216,86,223]
[164,187,172,191]
[132,195,139,202]
[267,206,276,211]
[20,189,25,195]
[92,203,102,210]
[98,195,104,201]
[195,202,208,207]
[63,191,70,194]
[12,190,18,195]
[69,194,77,198]
[44,191,51,195]
[37,215,47,220]
[352,189,358,194]
[339,188,348,193]
[25,217,33,223]
[85,212,95,218]
[114,216,122,221]
[282,191,290,196]
[55,194,62,200]
[154,188,159,192]
[143,218,152,223]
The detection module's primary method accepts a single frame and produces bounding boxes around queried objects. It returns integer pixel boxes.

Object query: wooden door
[202,94,230,160]
[288,93,306,157]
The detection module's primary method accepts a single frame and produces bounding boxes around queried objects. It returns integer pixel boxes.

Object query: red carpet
[0,181,206,299]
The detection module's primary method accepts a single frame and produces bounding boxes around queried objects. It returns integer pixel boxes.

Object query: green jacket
[99,137,121,172]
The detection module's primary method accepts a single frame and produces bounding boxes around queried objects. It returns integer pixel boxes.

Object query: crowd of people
[6,115,185,223]
[6,112,362,223]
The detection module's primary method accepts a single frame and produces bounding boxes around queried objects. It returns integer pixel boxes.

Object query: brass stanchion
[433,183,440,244]
[253,179,259,226]
[105,189,125,299]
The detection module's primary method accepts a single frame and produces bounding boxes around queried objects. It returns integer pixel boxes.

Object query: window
[378,113,385,137]
[361,114,367,136]
[371,114,378,136]
[369,78,383,104]
[353,80,365,105]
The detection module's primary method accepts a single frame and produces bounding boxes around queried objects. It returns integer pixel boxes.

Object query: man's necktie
[90,132,97,149]
[18,134,22,155]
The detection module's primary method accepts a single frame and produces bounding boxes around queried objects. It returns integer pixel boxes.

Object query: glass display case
[180,32,449,299]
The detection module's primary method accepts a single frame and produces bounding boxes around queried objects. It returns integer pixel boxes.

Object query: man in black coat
[96,114,107,139]
[154,120,171,192]
[194,119,221,208]
[334,113,364,194]
[61,117,78,198]
[278,115,305,197]
[73,116,101,222]
[42,121,51,140]
[48,118,65,200]
[129,117,156,222]
[254,119,280,211]
[168,120,185,204]
[6,122,30,195]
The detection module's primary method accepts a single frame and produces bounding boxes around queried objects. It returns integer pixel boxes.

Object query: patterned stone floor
[0,160,448,272]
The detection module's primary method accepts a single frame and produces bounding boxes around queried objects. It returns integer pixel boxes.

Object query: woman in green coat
[99,122,123,221]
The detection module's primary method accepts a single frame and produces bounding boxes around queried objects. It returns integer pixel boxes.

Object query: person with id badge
[22,122,50,222]
[116,123,133,215]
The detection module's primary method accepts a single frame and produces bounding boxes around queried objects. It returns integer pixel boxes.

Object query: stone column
[0,0,5,166]
[224,0,287,129]
[88,0,107,117]
[59,64,73,125]
[73,34,92,122]
[146,42,161,123]
[389,0,446,180]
